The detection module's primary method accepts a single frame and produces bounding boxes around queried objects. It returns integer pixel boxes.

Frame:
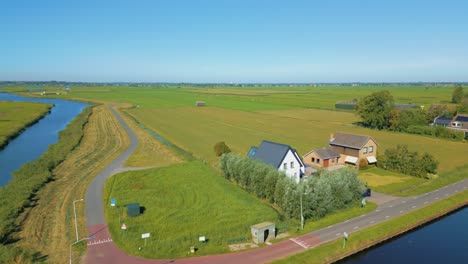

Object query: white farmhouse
[247,140,305,183]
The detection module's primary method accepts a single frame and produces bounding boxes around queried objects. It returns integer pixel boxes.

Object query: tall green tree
[356,90,394,129]
[451,86,464,103]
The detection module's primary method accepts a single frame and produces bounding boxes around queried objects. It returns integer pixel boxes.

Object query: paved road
[84,108,468,264]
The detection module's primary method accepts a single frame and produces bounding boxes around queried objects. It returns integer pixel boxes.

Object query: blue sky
[1,0,467,83]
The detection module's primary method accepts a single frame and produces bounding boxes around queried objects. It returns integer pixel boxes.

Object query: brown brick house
[328,132,378,166]
[303,147,340,169]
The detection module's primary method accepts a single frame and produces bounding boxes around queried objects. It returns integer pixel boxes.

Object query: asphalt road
[85,106,139,226]
[84,107,468,263]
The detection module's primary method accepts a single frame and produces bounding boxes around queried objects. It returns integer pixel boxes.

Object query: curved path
[84,108,468,264]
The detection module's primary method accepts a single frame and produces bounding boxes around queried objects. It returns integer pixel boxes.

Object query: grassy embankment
[272,190,468,264]
[0,101,52,148]
[14,103,183,264]
[104,161,377,258]
[0,105,92,263]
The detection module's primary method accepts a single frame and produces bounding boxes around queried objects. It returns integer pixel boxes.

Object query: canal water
[0,93,89,186]
[340,207,468,263]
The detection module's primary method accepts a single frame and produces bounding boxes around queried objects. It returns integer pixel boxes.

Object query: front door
[323,159,329,167]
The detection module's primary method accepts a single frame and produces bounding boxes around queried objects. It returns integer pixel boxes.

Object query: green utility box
[127,203,140,217]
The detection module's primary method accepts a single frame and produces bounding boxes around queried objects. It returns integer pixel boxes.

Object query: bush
[377,145,438,178]
[358,158,368,170]
[213,141,231,157]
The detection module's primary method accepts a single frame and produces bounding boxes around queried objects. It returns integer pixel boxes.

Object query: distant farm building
[195,101,206,107]
[432,116,452,127]
[335,101,356,110]
[248,140,304,183]
[395,103,420,110]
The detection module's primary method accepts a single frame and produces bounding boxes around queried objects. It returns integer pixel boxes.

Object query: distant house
[248,140,305,183]
[432,116,452,127]
[448,114,468,138]
[329,133,378,166]
[195,101,206,107]
[303,147,340,169]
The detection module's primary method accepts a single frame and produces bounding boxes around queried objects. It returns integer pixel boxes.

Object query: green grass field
[104,161,281,258]
[359,167,427,195]
[0,101,52,147]
[103,160,377,258]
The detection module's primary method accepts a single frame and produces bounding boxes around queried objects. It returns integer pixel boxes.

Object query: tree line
[0,106,92,262]
[219,153,366,221]
[356,88,466,141]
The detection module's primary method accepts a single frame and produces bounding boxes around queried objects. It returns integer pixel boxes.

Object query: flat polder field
[49,84,467,173]
[7,84,467,258]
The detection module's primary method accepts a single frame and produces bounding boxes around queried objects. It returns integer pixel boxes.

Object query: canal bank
[0,102,53,151]
[334,202,467,263]
[0,93,89,186]
[273,188,468,264]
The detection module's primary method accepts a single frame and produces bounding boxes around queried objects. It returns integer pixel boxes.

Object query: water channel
[0,92,89,186]
[340,207,468,263]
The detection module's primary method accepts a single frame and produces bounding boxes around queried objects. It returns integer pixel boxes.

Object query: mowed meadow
[49,84,466,173]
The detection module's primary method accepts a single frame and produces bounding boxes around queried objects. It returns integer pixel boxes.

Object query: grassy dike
[0,105,92,263]
[272,190,468,264]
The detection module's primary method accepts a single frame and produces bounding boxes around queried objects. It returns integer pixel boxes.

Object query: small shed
[195,101,206,107]
[251,222,275,244]
[127,203,140,217]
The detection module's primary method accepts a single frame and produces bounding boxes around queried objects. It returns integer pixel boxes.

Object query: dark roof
[309,147,340,159]
[329,133,376,150]
[396,104,419,110]
[248,140,302,168]
[454,114,468,122]
[434,116,452,125]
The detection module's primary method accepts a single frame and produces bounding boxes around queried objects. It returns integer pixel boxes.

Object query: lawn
[359,167,427,195]
[0,101,52,147]
[103,161,281,258]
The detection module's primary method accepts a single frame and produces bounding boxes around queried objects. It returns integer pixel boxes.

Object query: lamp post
[69,236,92,264]
[73,199,84,241]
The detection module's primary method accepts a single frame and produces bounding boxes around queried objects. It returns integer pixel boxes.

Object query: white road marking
[336,233,341,236]
[435,197,439,200]
[389,205,393,208]
[359,214,366,217]
[370,221,375,224]
[412,206,417,209]
[400,210,404,213]
[327,225,333,229]
[385,216,390,219]
[353,226,359,230]
[402,201,406,203]
[344,220,350,223]
[376,209,381,212]
[424,201,428,204]
[88,238,113,246]
[464,186,466,189]
[289,238,309,249]
[445,193,449,196]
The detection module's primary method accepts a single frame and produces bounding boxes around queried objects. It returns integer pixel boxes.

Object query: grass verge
[272,190,468,264]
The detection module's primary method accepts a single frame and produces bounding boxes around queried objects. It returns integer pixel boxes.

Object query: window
[369,146,374,153]
[290,162,294,168]
[317,159,320,163]
[311,157,315,162]
[336,158,339,163]
[363,147,368,154]
[283,163,287,170]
